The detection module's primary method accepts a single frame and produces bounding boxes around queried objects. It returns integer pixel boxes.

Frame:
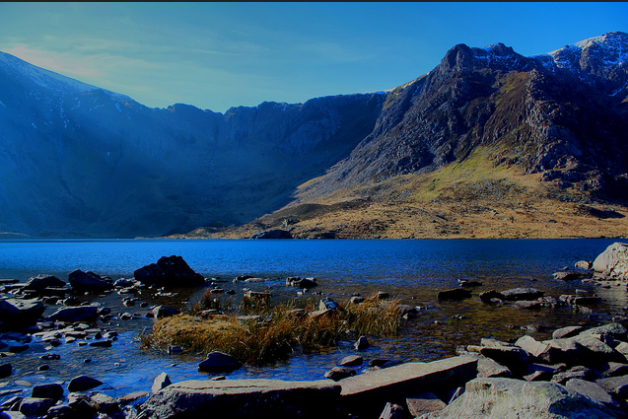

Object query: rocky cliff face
[297,32,628,203]
[0,52,384,237]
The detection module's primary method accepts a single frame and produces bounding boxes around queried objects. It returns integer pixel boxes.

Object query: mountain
[199,32,628,239]
[2,32,628,239]
[0,51,384,237]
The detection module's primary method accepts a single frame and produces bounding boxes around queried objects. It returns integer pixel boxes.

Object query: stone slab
[141,379,341,419]
[339,356,477,413]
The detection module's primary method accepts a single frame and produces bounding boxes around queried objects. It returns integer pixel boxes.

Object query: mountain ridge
[1,32,627,239]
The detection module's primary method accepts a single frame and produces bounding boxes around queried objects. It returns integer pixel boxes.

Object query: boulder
[0,364,12,378]
[152,306,181,319]
[379,402,406,419]
[580,323,628,341]
[152,372,172,394]
[596,374,628,398]
[90,393,120,414]
[134,256,205,288]
[140,379,340,419]
[574,335,625,364]
[593,242,628,279]
[32,383,64,400]
[18,397,56,417]
[286,277,318,289]
[23,275,66,291]
[324,367,356,381]
[67,376,103,392]
[354,336,370,350]
[437,289,471,300]
[515,335,551,360]
[479,290,505,303]
[575,260,593,269]
[553,271,584,281]
[566,378,623,414]
[417,377,618,418]
[340,355,363,367]
[543,338,583,365]
[500,288,544,301]
[68,270,113,292]
[477,356,512,378]
[50,306,99,323]
[198,351,242,373]
[406,393,446,417]
[479,345,529,372]
[0,298,45,327]
[319,297,339,311]
[552,366,597,385]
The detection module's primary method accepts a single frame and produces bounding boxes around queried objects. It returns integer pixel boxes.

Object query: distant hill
[2,32,627,239]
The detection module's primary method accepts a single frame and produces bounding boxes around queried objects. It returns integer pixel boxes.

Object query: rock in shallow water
[197,351,242,373]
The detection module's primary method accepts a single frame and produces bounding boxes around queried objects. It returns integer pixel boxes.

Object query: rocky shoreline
[0,244,627,418]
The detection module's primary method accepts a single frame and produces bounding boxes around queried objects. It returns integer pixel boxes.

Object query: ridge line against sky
[1,2,627,114]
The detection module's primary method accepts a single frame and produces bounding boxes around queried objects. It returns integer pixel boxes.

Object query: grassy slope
[179,147,628,239]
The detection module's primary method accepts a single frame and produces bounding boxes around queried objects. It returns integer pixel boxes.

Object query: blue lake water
[0,238,625,400]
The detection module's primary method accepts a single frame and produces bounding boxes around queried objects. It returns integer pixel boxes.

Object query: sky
[1,2,627,114]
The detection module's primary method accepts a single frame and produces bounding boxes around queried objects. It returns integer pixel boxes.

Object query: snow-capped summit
[545,31,627,74]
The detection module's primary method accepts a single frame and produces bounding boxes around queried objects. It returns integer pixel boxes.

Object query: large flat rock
[140,379,341,419]
[339,356,477,413]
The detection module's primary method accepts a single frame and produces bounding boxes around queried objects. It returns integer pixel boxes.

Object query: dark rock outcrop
[68,270,113,292]
[134,256,205,287]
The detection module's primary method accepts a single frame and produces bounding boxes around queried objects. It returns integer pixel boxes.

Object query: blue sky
[1,2,627,113]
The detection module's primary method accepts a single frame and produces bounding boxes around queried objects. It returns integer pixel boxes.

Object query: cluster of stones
[0,256,211,418]
[437,242,628,317]
[133,322,628,419]
[0,375,148,418]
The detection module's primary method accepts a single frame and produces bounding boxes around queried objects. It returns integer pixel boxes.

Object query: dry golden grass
[139,296,401,366]
[186,147,628,240]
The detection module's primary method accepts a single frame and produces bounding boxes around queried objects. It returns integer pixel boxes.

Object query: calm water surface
[0,239,625,400]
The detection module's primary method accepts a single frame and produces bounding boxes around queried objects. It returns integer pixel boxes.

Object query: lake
[0,238,625,399]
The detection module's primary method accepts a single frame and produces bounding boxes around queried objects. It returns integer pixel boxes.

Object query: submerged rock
[437,289,471,300]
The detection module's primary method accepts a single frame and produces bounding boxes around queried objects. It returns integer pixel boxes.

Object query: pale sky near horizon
[1,2,627,113]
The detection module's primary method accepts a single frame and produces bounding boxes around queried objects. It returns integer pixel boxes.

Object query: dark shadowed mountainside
[0,50,384,237]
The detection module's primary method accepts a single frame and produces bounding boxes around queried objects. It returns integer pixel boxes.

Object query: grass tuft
[139,295,401,366]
